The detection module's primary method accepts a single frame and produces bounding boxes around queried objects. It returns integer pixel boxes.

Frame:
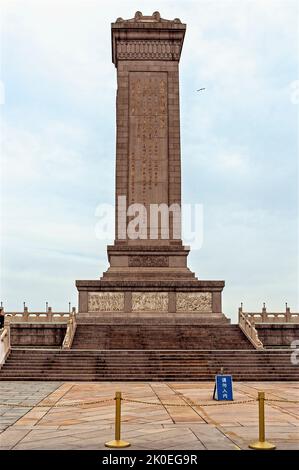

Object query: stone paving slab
[0,381,62,432]
[0,381,298,450]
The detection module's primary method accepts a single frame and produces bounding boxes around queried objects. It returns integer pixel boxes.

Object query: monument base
[76,279,226,322]
[76,243,227,323]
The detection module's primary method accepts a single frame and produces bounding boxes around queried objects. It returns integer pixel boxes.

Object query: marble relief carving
[176,292,212,312]
[88,292,124,312]
[129,255,169,267]
[132,292,168,312]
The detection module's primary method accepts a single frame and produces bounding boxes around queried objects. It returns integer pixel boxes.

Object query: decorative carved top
[115,11,181,24]
[111,12,186,66]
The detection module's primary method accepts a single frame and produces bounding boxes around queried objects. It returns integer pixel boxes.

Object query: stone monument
[76,12,226,322]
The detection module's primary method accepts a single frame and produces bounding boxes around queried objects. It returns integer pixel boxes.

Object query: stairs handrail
[0,320,11,366]
[62,311,77,349]
[238,309,263,350]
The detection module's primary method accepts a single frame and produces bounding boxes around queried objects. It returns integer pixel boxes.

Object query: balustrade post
[48,307,53,322]
[286,303,291,322]
[23,306,29,321]
[262,303,267,322]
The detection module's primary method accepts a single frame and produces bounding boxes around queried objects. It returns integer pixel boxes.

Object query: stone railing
[239,303,299,324]
[1,306,76,324]
[62,312,77,349]
[0,324,11,367]
[238,308,263,349]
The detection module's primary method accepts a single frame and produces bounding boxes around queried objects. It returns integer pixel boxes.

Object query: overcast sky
[0,0,298,322]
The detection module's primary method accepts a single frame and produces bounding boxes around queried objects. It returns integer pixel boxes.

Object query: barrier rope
[0,396,298,409]
[122,397,256,407]
[0,398,113,408]
[265,398,299,404]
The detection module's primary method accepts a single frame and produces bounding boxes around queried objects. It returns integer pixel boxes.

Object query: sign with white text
[214,375,233,401]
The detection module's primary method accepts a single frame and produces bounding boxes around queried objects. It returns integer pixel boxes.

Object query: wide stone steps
[1,349,298,381]
[71,324,253,350]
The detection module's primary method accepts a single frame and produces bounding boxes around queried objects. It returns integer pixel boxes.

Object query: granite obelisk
[76,12,226,321]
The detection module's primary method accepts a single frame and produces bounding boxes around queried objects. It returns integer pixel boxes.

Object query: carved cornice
[116,39,181,61]
[111,12,186,66]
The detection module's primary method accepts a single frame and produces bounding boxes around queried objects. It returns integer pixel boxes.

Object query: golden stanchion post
[249,391,276,450]
[105,391,130,448]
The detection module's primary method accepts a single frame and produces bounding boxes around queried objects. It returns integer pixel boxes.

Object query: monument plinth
[76,12,226,321]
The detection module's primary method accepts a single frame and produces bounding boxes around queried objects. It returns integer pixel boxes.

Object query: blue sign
[214,375,233,401]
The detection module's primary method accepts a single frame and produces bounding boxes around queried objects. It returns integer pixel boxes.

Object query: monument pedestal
[76,278,226,321]
[76,244,226,322]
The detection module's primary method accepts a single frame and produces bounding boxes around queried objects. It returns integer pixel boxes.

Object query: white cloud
[217,149,249,172]
[1,122,86,183]
[2,0,115,106]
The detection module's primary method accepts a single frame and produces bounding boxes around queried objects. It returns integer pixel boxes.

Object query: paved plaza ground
[0,381,298,450]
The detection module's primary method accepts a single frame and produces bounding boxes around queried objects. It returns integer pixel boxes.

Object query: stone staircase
[0,349,298,381]
[1,323,298,381]
[71,324,253,350]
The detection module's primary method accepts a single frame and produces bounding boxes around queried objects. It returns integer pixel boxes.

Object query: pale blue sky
[0,0,298,322]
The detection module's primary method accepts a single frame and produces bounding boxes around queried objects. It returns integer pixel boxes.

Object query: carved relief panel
[88,292,124,312]
[128,255,169,267]
[132,292,168,312]
[176,292,212,312]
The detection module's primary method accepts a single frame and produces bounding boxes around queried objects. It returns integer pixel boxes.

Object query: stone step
[3,358,294,365]
[76,316,230,324]
[5,362,292,369]
[1,374,296,380]
[2,355,292,360]
[2,359,294,366]
[2,368,295,375]
[4,350,294,357]
[8,350,286,354]
[0,367,296,374]
[7,351,293,358]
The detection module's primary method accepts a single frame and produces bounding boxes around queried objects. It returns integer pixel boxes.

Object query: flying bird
[197,88,206,92]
